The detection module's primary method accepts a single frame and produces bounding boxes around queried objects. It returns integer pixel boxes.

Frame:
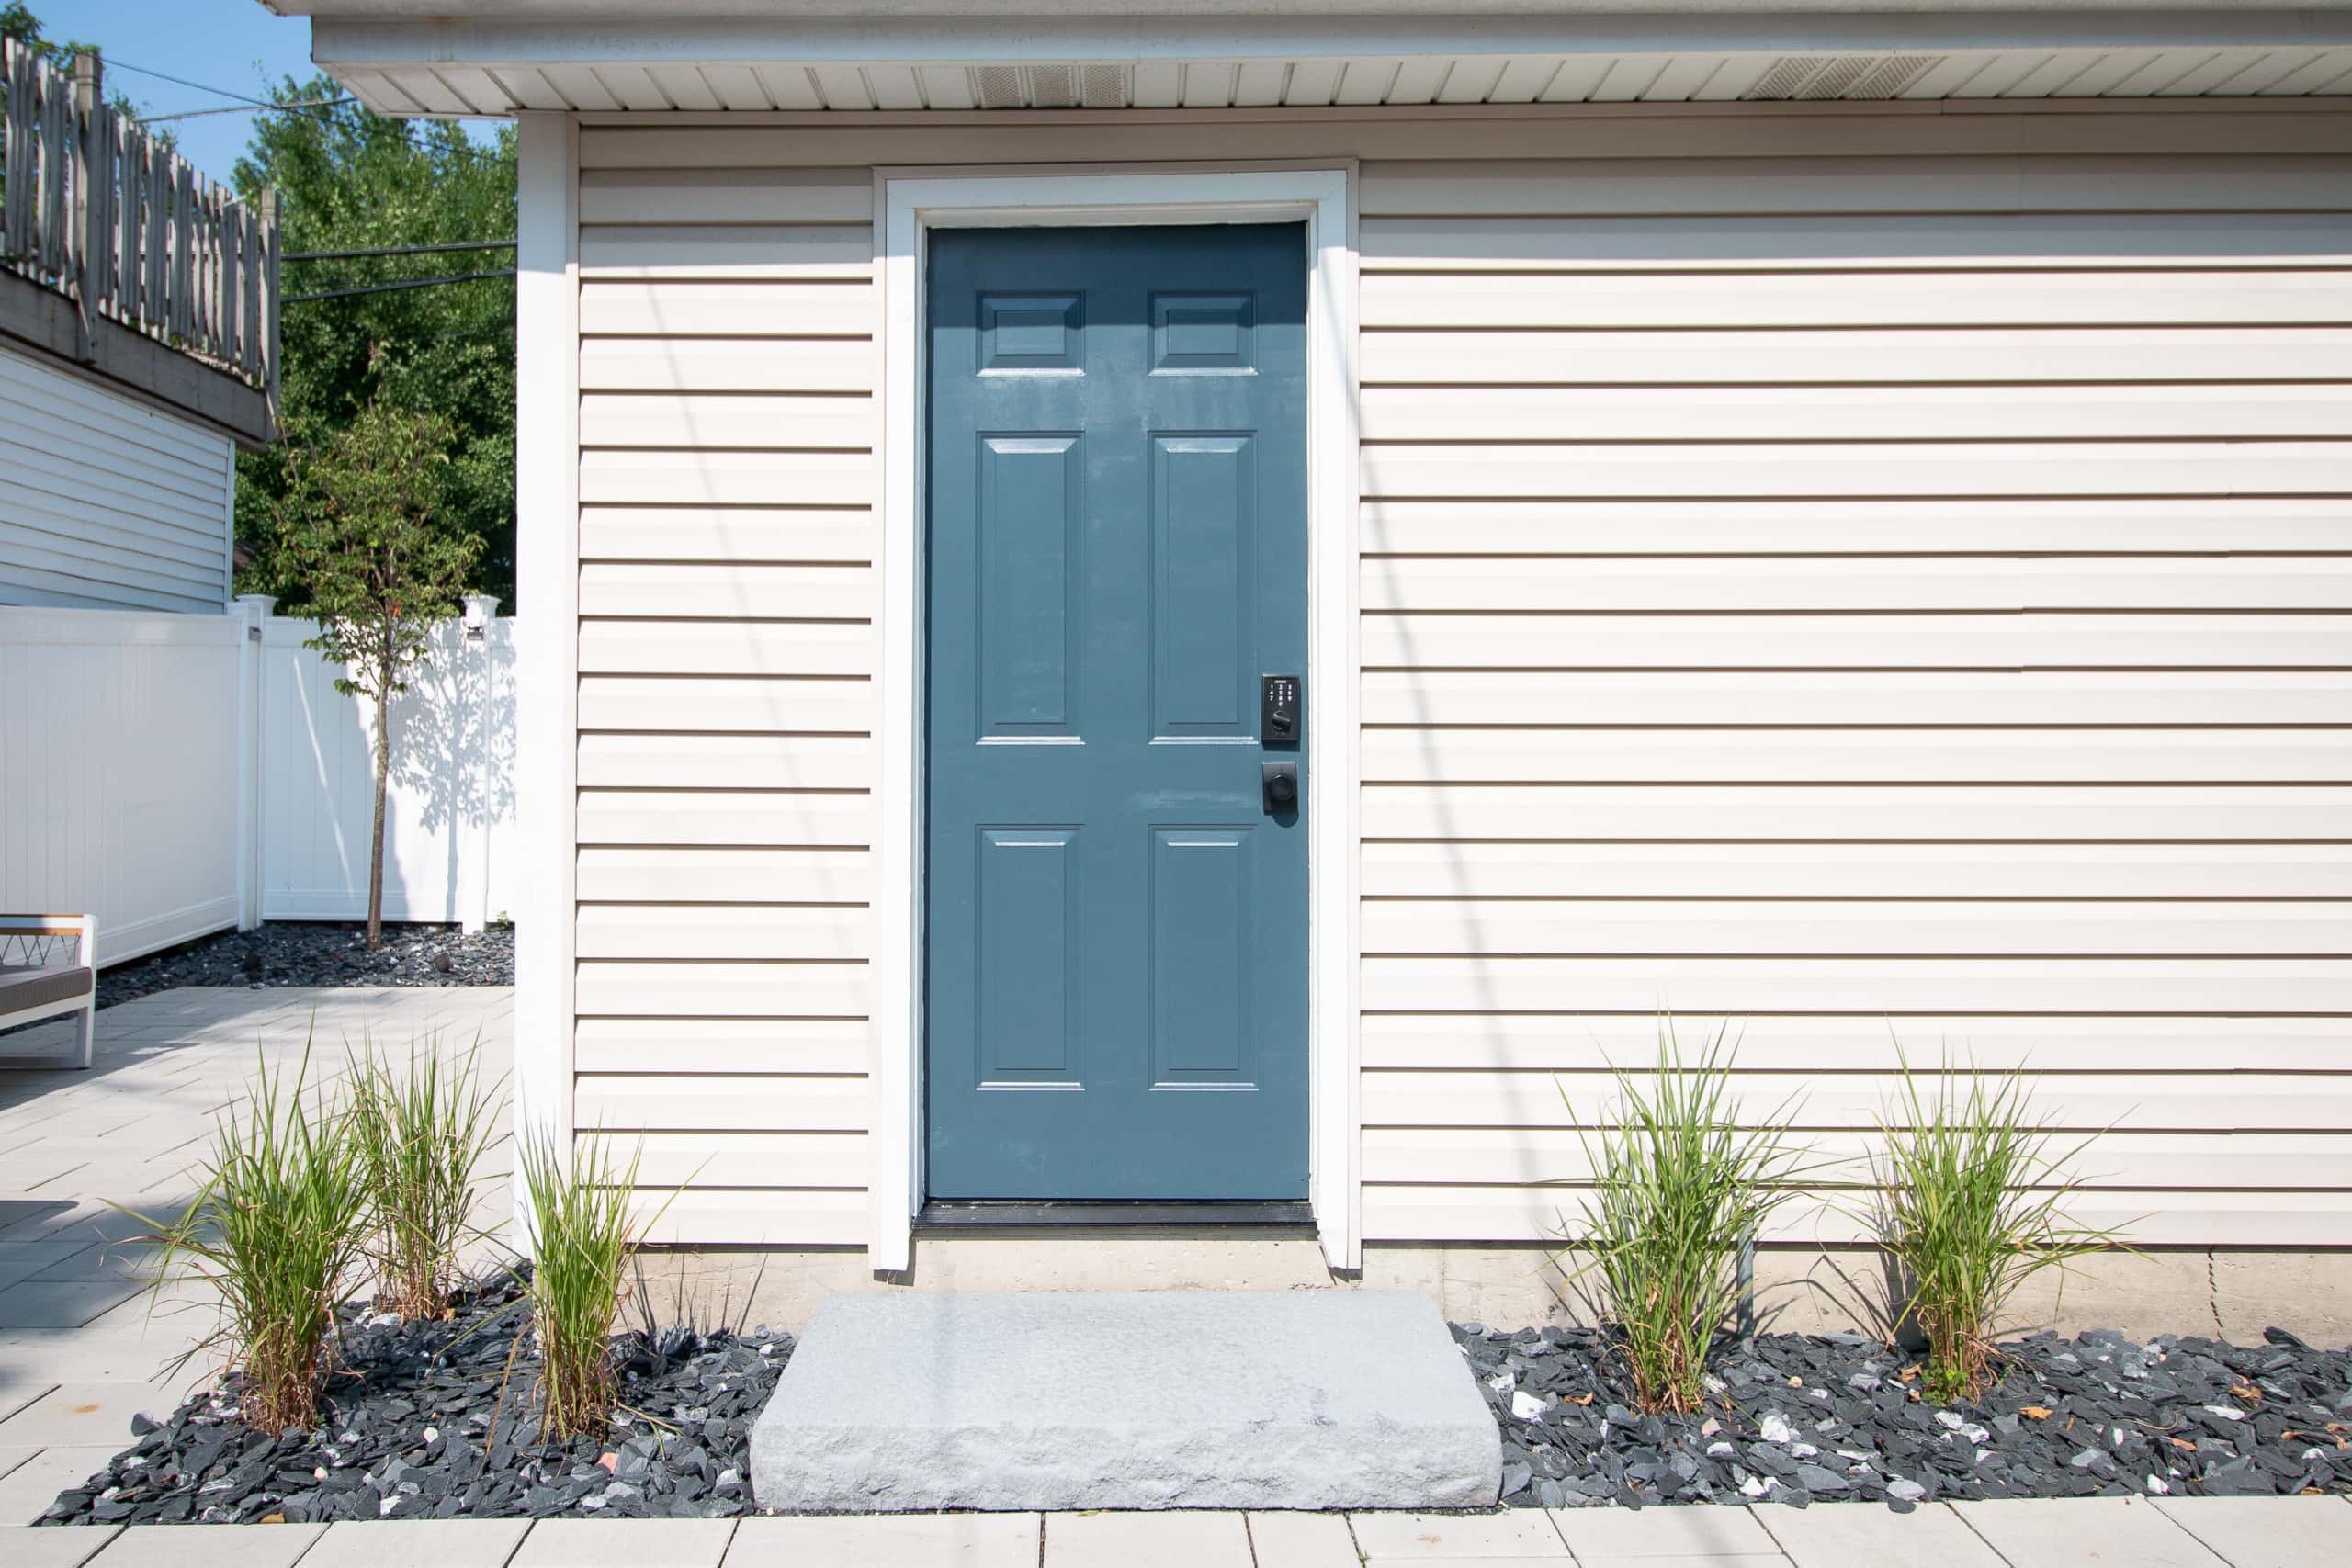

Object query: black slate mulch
[35,1294,2352,1524]
[1461,1322,2352,1510]
[96,922,514,1010]
[36,1272,788,1528]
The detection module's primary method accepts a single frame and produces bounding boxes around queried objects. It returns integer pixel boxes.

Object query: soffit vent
[1742,55,1826,99]
[973,63,1024,108]
[1841,54,1942,98]
[1796,57,1873,98]
[1029,62,1080,107]
[1081,63,1128,108]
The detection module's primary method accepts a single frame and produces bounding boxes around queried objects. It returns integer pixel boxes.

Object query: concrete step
[749,1289,1500,1512]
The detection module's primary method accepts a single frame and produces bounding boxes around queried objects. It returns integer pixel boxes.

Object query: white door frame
[872,164,1361,1272]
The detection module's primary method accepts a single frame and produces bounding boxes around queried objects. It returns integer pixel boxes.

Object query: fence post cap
[234,592,279,620]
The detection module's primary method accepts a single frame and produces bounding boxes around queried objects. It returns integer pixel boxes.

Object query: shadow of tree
[384,611,519,923]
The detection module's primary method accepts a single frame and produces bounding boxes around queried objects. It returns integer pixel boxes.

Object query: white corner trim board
[874,165,1363,1272]
[514,113,582,1241]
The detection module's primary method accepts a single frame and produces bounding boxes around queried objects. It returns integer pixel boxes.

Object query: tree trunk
[368,685,390,952]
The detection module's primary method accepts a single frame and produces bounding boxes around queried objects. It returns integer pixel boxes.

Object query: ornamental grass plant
[518,1126,648,1443]
[1871,1054,2125,1404]
[346,1031,503,1321]
[1558,1023,1810,1415]
[122,1038,372,1431]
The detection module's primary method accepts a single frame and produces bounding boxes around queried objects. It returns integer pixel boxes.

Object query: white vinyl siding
[0,343,235,615]
[569,103,2352,1249]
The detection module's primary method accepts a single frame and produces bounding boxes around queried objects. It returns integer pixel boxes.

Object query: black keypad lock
[1261,674,1302,745]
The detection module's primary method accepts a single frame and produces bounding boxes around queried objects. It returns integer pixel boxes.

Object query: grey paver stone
[1044,1510,1252,1568]
[1555,1504,1781,1559]
[0,1381,189,1447]
[1758,1501,2003,1568]
[1349,1508,1569,1560]
[0,1280,140,1329]
[0,1242,100,1290]
[508,1517,737,1568]
[0,1522,121,1567]
[300,1518,533,1567]
[0,1445,119,1524]
[727,1513,1040,1566]
[1245,1512,1360,1568]
[1953,1496,2228,1567]
[2151,1495,2352,1568]
[74,1522,326,1567]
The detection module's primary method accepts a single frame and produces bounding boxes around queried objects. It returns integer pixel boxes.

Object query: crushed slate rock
[1457,1321,2352,1510]
[34,1270,789,1527]
[96,921,515,1010]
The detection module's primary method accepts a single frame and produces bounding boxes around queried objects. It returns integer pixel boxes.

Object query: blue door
[923,223,1309,1201]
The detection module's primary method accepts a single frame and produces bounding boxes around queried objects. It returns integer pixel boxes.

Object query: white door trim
[874,164,1361,1272]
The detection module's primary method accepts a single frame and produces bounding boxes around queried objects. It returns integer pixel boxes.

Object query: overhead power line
[287,239,517,262]
[285,269,516,305]
[100,58,353,125]
[105,58,295,109]
[140,98,356,124]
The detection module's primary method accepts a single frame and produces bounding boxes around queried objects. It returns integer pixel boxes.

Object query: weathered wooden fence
[0,41,278,397]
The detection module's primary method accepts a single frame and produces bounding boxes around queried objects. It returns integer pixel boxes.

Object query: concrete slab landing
[748,1290,1500,1513]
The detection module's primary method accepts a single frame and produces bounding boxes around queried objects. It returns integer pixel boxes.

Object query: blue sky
[35,2,491,186]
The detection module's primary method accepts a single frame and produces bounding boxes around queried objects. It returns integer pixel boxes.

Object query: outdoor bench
[0,913,98,1068]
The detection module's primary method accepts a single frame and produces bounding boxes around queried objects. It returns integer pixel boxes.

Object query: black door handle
[1262,761,1298,815]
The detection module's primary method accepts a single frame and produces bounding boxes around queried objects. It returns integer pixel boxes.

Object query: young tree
[267,402,483,951]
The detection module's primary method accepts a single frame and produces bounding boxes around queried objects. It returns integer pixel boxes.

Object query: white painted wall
[0,342,236,616]
[0,602,517,966]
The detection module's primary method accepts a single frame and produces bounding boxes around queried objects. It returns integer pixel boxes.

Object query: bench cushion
[0,964,95,1013]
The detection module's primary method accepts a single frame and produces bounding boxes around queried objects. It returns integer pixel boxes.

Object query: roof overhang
[277,7,2352,113]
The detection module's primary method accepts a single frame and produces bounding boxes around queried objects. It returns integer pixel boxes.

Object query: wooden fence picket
[0,39,277,399]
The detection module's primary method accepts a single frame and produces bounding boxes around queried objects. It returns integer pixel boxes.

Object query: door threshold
[917,1200,1316,1230]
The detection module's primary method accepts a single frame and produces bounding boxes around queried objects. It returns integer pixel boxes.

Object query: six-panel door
[922,223,1310,1201]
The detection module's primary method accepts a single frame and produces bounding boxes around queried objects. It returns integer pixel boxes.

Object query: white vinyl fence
[0,595,514,965]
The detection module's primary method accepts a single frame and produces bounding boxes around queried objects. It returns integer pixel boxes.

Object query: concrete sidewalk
[0,1495,2346,1567]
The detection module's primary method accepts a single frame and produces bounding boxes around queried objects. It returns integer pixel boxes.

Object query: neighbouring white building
[275,0,2351,1337]
[0,42,277,614]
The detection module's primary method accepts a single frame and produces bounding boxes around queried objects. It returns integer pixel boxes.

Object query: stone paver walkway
[0,1496,2346,1567]
[0,987,515,1528]
[1,987,2345,1564]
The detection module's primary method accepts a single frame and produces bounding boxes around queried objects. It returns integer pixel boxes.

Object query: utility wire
[140,98,356,124]
[99,58,353,125]
[285,268,515,305]
[102,57,298,110]
[287,239,516,262]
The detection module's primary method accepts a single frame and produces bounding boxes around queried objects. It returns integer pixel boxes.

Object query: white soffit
[302,12,2352,114]
[330,47,2352,115]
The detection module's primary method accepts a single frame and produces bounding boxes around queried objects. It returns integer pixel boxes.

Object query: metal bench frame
[0,914,98,1068]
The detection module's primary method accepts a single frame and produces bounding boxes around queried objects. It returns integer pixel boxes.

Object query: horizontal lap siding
[0,344,234,614]
[1356,141,2352,1249]
[573,152,876,1244]
[572,110,2352,1250]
